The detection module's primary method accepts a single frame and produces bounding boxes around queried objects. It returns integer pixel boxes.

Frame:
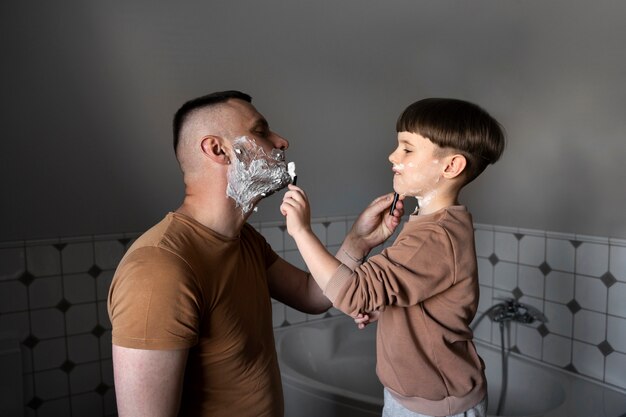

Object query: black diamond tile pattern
[537,324,549,337]
[92,325,106,337]
[597,340,614,357]
[19,271,35,286]
[488,253,499,266]
[564,363,578,373]
[61,360,75,373]
[53,243,67,251]
[23,335,39,349]
[539,262,552,276]
[514,233,525,241]
[509,346,521,354]
[88,264,102,278]
[96,383,110,395]
[512,287,523,300]
[27,397,43,410]
[600,272,617,288]
[56,298,71,312]
[570,240,582,248]
[566,299,581,314]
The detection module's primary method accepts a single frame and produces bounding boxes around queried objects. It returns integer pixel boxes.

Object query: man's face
[223,100,292,214]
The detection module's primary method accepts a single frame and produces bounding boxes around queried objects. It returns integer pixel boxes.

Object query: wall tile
[29,276,63,309]
[573,341,605,381]
[546,238,575,273]
[69,362,101,394]
[474,229,493,258]
[37,397,70,417]
[71,392,104,417]
[311,223,326,245]
[519,235,545,266]
[495,232,518,263]
[63,273,96,304]
[34,369,68,399]
[574,310,606,344]
[493,262,517,291]
[61,242,94,274]
[607,316,626,353]
[31,308,65,339]
[94,240,124,270]
[67,334,100,364]
[543,333,571,367]
[327,221,347,246]
[26,245,61,276]
[283,250,306,271]
[66,304,98,335]
[477,258,493,287]
[0,311,29,341]
[478,286,493,313]
[545,271,575,304]
[260,226,284,251]
[472,313,492,343]
[518,265,544,298]
[33,338,66,371]
[605,351,626,389]
[575,275,607,313]
[610,245,626,282]
[0,280,28,313]
[516,324,543,359]
[607,282,626,318]
[0,247,25,281]
[544,301,573,337]
[97,271,114,301]
[576,242,609,278]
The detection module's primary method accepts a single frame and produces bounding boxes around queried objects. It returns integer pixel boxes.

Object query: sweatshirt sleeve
[324,224,456,316]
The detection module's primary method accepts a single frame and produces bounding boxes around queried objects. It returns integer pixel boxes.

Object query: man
[108,90,404,417]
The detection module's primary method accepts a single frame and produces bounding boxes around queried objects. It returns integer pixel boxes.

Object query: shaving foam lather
[288,162,297,185]
[389,192,399,215]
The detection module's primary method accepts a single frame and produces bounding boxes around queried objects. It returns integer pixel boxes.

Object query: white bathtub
[274,315,626,417]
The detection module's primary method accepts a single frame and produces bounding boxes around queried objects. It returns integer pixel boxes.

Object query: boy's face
[388,132,444,199]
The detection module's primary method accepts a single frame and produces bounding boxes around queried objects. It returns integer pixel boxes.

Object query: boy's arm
[280,185,343,290]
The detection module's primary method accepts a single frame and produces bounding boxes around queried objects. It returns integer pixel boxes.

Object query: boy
[280,98,505,417]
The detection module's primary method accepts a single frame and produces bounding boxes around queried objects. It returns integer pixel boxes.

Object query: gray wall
[2,0,625,241]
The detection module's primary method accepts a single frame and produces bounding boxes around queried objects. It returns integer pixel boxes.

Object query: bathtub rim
[274,315,626,416]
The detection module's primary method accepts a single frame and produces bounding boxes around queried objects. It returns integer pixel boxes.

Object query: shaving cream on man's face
[226,136,292,214]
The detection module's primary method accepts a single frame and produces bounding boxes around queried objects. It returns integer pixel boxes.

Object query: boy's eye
[403,148,412,153]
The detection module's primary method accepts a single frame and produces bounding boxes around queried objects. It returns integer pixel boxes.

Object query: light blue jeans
[382,389,487,417]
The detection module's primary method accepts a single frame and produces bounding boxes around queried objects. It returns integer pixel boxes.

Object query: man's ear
[442,154,467,179]
[200,136,230,165]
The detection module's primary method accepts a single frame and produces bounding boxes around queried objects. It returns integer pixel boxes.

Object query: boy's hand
[347,193,405,253]
[354,311,381,329]
[280,185,312,237]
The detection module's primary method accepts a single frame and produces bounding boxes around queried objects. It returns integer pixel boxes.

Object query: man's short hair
[172,90,252,154]
[396,98,505,184]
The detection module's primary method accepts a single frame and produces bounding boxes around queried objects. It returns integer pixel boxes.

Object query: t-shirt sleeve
[324,224,456,316]
[108,246,202,350]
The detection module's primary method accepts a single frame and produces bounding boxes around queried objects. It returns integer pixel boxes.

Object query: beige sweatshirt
[324,206,486,416]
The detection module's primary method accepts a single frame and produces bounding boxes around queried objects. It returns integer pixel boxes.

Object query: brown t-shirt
[108,212,282,417]
[324,206,486,416]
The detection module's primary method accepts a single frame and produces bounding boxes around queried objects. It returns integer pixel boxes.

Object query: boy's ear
[442,154,467,179]
[200,136,231,165]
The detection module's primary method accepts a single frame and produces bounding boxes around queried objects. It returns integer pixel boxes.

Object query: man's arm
[267,257,332,314]
[113,345,188,417]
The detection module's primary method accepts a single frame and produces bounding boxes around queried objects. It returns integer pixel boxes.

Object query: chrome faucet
[486,298,548,324]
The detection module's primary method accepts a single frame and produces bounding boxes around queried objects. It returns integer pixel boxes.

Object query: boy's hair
[173,90,252,154]
[396,98,505,185]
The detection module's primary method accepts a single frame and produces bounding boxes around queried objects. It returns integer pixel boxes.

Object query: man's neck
[175,191,251,239]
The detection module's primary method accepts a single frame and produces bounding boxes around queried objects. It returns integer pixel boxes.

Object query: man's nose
[271,132,289,150]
